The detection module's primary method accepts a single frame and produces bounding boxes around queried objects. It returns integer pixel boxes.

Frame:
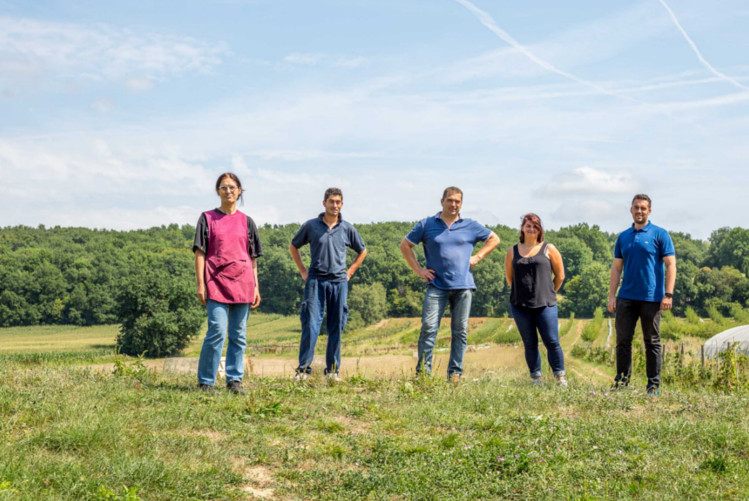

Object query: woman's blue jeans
[197,299,250,386]
[510,303,565,378]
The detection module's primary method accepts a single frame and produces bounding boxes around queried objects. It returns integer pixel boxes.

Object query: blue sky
[1,0,747,239]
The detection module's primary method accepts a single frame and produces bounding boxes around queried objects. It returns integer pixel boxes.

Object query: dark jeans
[614,297,662,388]
[297,278,348,375]
[510,303,565,378]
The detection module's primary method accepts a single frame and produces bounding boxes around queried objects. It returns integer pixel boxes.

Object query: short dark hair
[442,186,463,200]
[215,172,243,204]
[631,194,651,208]
[519,213,544,243]
[324,187,343,201]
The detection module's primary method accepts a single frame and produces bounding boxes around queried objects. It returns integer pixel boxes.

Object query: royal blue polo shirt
[291,213,366,282]
[405,213,492,290]
[614,221,675,302]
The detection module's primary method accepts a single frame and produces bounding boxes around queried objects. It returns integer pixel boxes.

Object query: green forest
[1,222,748,329]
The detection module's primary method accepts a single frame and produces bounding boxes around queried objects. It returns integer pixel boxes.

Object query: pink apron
[204,210,255,304]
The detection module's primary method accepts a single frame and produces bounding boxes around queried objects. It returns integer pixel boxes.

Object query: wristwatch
[664,292,673,299]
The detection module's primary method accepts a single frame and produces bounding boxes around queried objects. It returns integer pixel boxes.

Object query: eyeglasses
[219,185,239,192]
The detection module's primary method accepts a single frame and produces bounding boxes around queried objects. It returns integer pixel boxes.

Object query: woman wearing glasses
[192,173,262,395]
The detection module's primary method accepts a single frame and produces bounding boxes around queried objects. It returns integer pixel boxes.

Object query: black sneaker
[611,379,629,391]
[647,386,660,397]
[227,380,246,396]
[198,383,214,393]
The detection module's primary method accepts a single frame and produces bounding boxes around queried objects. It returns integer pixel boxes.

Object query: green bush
[580,307,604,342]
[116,252,203,357]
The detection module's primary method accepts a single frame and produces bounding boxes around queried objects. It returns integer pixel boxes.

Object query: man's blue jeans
[297,277,348,375]
[510,303,565,379]
[416,285,472,377]
[197,299,250,386]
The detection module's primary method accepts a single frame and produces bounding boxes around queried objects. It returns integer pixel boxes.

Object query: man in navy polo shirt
[290,188,367,381]
[608,194,676,396]
[400,186,500,380]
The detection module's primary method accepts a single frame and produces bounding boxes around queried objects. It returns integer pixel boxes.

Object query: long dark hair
[215,172,244,204]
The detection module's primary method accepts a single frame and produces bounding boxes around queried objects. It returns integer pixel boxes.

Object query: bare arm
[251,258,261,308]
[470,232,500,268]
[347,248,368,281]
[504,247,513,286]
[547,244,565,292]
[195,250,207,306]
[661,255,676,311]
[289,244,308,281]
[399,238,435,282]
[608,258,624,313]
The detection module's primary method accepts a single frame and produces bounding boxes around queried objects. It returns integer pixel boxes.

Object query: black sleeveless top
[510,242,557,307]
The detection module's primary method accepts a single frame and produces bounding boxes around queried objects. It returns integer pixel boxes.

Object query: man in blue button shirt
[400,187,500,381]
[290,188,367,381]
[608,194,676,396]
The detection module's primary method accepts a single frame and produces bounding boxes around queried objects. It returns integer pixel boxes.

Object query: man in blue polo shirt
[608,194,676,396]
[400,186,500,380]
[290,187,367,381]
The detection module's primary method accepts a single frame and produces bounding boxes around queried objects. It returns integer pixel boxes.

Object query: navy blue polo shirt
[291,213,366,282]
[614,221,675,302]
[405,213,492,290]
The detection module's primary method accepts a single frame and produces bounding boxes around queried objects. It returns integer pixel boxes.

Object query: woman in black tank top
[504,214,567,386]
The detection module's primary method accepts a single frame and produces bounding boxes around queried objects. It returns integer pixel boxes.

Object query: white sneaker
[556,377,568,387]
[326,373,342,382]
[294,372,309,381]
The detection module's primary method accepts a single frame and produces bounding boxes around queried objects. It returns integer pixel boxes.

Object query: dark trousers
[614,297,662,388]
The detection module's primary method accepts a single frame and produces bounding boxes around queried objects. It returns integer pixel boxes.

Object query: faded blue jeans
[510,303,565,379]
[416,285,472,377]
[296,278,348,375]
[197,299,250,386]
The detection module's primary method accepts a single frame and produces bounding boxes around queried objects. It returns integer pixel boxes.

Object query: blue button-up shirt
[291,213,366,282]
[405,213,492,290]
[614,221,675,302]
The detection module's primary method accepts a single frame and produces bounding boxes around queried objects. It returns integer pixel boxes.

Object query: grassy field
[1,316,748,500]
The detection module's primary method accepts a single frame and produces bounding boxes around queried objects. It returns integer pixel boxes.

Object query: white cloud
[0,16,226,92]
[91,97,116,113]
[125,77,155,91]
[537,167,639,197]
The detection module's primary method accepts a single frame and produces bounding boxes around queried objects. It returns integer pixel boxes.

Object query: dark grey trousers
[614,297,662,388]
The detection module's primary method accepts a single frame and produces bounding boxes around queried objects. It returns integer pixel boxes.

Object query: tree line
[1,222,748,330]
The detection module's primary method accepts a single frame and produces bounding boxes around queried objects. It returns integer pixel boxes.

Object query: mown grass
[0,361,747,500]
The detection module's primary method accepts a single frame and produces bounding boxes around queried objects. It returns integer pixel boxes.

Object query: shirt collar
[318,212,343,225]
[631,221,652,233]
[435,211,463,224]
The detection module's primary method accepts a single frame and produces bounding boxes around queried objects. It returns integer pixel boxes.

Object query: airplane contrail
[657,0,749,91]
[452,0,646,105]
